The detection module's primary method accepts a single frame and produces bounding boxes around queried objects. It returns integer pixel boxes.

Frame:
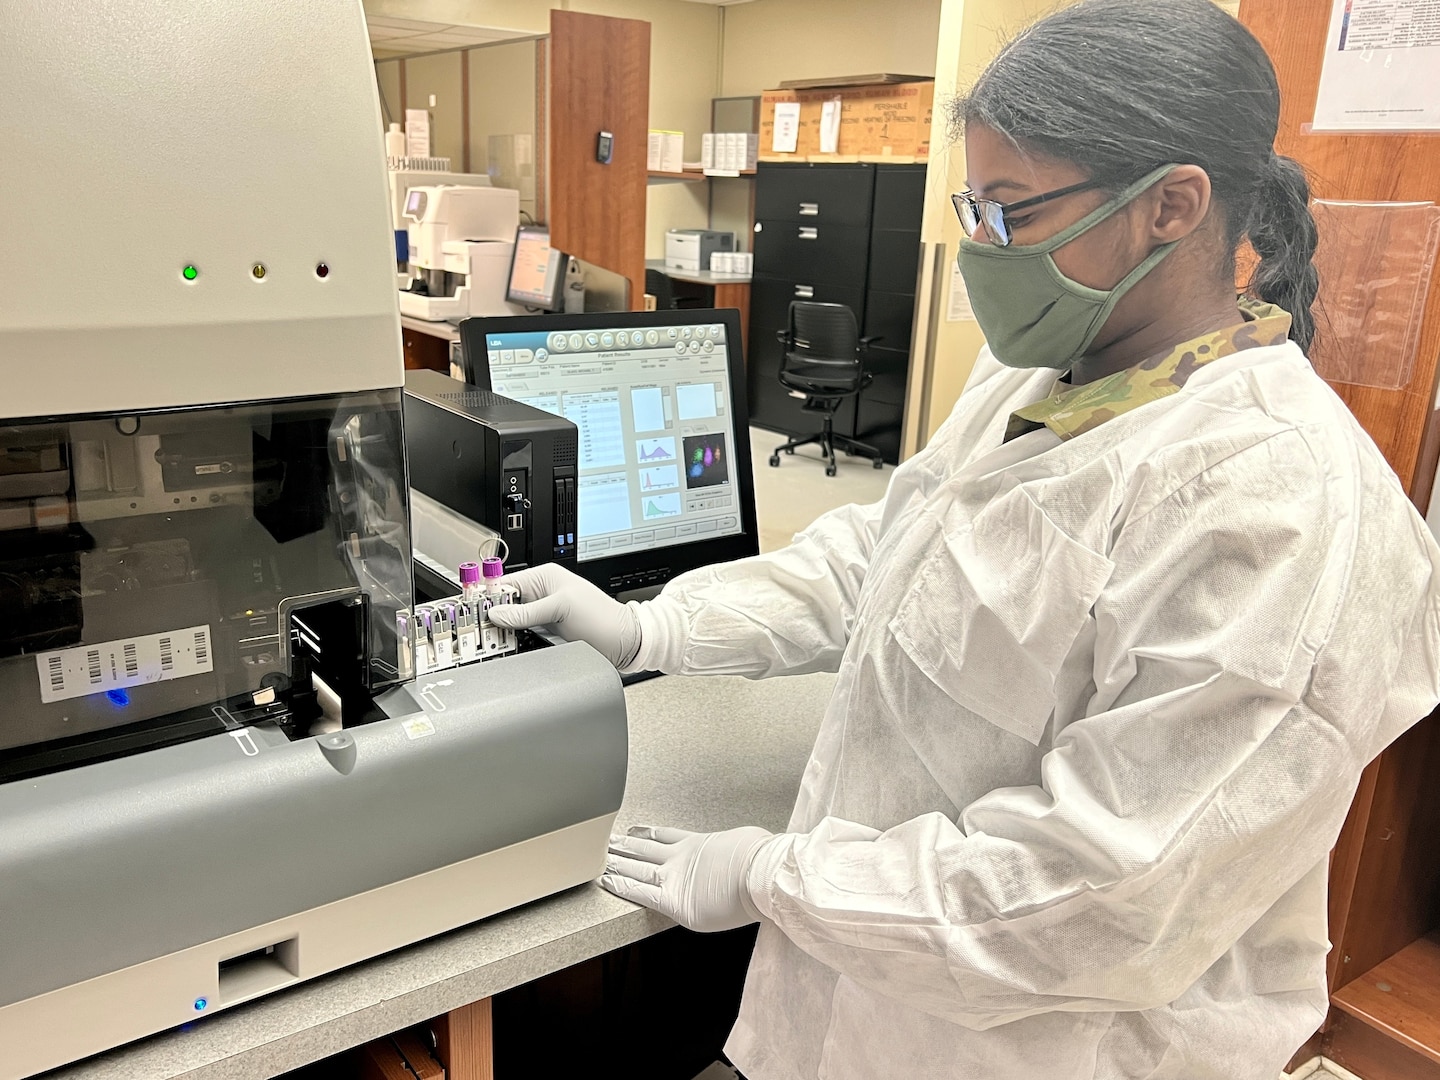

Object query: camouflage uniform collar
[1003,300,1293,444]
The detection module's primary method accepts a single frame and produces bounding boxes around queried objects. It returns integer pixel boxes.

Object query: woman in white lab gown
[488,0,1440,1076]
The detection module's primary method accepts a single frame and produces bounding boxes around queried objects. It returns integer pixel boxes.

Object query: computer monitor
[506,225,567,311]
[459,309,760,597]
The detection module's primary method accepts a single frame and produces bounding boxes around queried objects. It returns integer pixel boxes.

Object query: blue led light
[106,689,130,708]
[194,997,208,1012]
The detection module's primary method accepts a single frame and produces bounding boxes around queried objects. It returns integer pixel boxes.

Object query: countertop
[46,670,831,1080]
[646,258,752,287]
[400,315,462,342]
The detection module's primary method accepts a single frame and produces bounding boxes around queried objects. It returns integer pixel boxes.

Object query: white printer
[665,228,735,273]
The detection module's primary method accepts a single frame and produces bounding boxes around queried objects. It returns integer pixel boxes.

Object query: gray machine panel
[0,642,626,1009]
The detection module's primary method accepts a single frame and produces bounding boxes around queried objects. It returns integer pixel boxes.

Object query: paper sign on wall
[819,97,842,155]
[405,108,431,158]
[947,261,975,322]
[772,102,801,153]
[1313,0,1440,131]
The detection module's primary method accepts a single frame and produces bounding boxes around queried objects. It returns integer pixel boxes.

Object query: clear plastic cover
[1308,199,1440,390]
[0,390,411,764]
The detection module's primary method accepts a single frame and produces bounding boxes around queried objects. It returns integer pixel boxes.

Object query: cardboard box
[761,82,935,161]
[848,81,935,158]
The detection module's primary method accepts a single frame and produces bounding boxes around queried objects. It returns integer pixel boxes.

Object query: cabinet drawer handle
[794,285,815,298]
[799,202,820,216]
[798,227,819,240]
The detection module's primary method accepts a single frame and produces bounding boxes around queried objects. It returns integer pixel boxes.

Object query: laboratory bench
[45,670,831,1080]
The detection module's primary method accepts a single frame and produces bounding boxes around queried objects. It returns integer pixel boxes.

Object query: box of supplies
[647,129,684,173]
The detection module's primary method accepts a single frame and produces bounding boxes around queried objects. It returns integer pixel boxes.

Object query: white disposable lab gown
[631,342,1440,1080]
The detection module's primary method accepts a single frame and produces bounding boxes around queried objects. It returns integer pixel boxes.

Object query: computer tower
[403,370,578,579]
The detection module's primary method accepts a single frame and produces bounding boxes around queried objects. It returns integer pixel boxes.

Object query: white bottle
[385,122,406,162]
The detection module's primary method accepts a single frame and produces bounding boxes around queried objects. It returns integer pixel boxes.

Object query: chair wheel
[826,464,837,477]
[785,447,795,455]
[872,459,884,469]
[769,454,781,467]
[843,449,854,457]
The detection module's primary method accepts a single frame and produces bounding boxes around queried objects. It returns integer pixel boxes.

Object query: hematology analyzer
[0,3,626,1076]
[459,310,761,598]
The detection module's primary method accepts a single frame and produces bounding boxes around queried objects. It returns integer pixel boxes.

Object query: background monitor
[506,225,567,311]
[459,309,759,598]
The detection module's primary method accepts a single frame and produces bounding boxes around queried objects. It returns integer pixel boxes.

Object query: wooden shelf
[1333,932,1440,1066]
[647,169,706,183]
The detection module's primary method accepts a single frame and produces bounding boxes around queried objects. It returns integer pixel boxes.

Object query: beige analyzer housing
[0,2,627,1076]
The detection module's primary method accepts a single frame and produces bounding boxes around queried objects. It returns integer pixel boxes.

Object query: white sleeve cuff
[744,832,794,923]
[622,594,690,674]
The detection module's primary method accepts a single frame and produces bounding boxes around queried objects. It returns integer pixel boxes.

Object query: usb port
[507,513,524,530]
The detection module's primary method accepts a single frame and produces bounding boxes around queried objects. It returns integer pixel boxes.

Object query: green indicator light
[182,265,198,281]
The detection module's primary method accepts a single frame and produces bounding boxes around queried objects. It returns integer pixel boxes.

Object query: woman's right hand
[486,563,642,669]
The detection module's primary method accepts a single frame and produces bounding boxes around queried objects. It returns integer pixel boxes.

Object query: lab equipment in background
[399,185,527,322]
[0,2,627,1075]
[459,309,760,601]
[403,369,580,600]
[507,224,570,312]
[666,229,735,274]
[386,164,482,276]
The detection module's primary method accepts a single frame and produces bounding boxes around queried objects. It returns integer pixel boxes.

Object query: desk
[48,670,830,1079]
[645,259,751,353]
[401,315,461,374]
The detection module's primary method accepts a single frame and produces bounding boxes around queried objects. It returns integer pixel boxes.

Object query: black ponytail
[955,0,1321,352]
[1246,154,1320,350]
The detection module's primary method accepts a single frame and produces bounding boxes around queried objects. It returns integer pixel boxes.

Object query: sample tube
[459,561,483,605]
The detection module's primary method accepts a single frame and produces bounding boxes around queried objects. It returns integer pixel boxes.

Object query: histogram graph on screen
[640,465,679,491]
[636,437,677,463]
[642,493,683,520]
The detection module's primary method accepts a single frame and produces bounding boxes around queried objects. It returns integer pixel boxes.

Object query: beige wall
[719,0,942,97]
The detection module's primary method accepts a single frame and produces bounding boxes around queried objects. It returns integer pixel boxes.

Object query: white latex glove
[601,825,775,933]
[486,563,642,668]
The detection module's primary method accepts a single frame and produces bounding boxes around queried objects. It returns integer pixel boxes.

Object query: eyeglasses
[951,179,1104,247]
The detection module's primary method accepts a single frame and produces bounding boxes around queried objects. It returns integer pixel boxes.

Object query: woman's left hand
[601,824,776,932]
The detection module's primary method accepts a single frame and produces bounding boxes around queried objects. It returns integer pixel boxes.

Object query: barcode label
[35,625,214,704]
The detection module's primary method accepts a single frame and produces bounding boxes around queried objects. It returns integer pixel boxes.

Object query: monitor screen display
[467,313,753,571]
[506,226,565,310]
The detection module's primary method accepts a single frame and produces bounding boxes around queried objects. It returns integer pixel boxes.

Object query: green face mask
[957,164,1180,370]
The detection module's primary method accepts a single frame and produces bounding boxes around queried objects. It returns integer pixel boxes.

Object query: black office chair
[768,301,885,477]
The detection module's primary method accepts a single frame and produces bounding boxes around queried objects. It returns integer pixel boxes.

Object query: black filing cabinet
[747,162,925,465]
